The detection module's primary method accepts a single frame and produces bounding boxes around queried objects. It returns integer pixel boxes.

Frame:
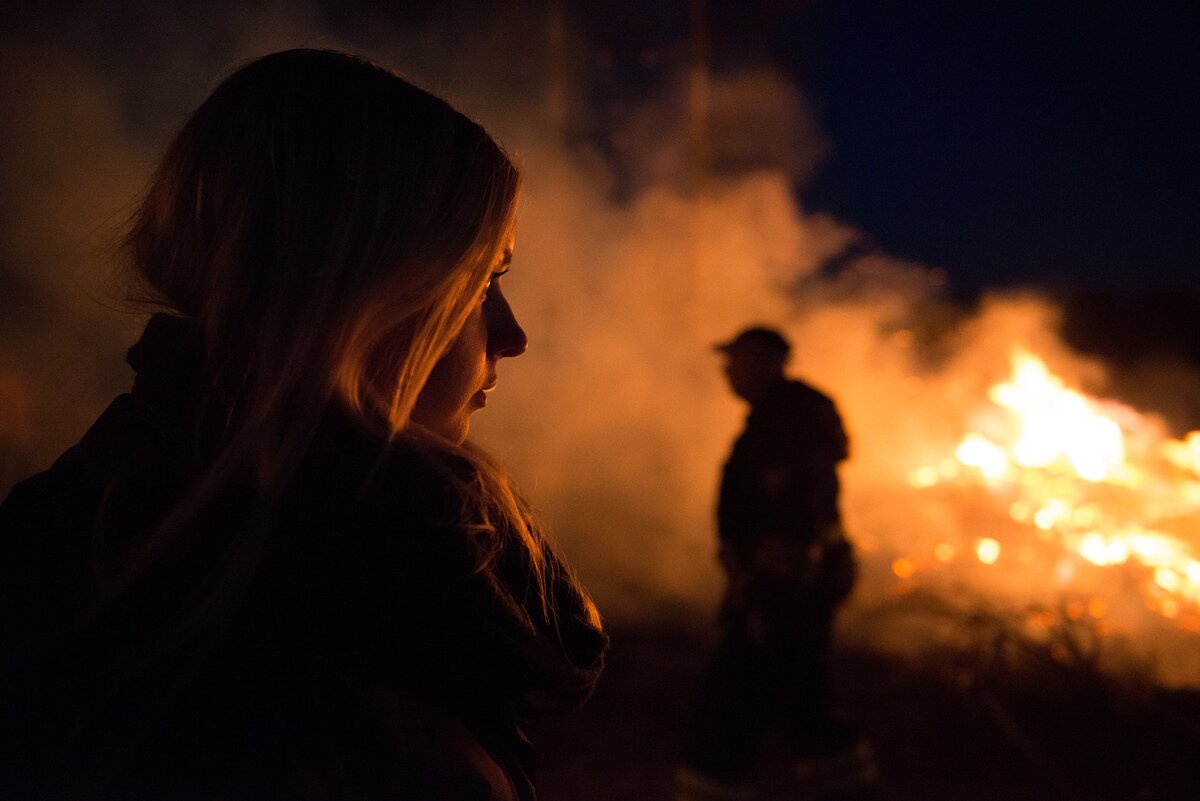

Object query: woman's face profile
[411,252,527,443]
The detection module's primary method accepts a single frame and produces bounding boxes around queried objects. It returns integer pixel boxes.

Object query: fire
[989,351,1125,481]
[906,348,1200,628]
[974,538,1001,565]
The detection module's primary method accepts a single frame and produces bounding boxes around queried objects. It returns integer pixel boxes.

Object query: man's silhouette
[677,326,874,801]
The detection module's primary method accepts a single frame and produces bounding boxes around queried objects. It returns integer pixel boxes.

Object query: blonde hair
[120,49,595,634]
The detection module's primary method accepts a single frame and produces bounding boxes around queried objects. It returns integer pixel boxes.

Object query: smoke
[0,40,151,488]
[477,162,858,614]
[1,2,1196,684]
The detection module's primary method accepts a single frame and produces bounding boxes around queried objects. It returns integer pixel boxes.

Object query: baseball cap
[713,326,791,359]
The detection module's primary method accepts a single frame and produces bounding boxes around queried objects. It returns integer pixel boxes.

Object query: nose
[486,289,528,359]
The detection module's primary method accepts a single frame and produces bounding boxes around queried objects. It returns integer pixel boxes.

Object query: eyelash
[482,270,507,301]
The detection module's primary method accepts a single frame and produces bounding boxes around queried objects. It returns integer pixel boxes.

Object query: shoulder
[747,380,831,426]
[191,685,524,801]
[767,380,844,429]
[354,688,525,801]
[0,393,178,560]
[285,414,493,591]
[778,378,838,410]
[318,416,481,525]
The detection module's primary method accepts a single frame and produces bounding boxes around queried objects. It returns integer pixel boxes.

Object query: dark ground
[533,617,1200,801]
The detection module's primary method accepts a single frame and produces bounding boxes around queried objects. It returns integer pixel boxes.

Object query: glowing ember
[975,538,1001,565]
[907,349,1200,627]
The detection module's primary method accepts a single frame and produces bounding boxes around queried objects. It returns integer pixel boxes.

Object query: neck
[742,374,785,407]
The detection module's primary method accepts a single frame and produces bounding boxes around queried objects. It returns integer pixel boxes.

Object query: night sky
[574,0,1200,296]
[799,1,1200,297]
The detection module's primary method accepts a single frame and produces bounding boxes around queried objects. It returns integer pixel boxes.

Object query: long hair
[64,50,596,764]
[129,49,518,457]
[119,47,547,592]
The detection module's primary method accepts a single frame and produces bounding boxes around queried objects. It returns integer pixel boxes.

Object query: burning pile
[899,348,1200,638]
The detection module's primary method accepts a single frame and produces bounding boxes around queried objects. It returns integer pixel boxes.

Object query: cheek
[411,310,488,430]
[426,345,473,403]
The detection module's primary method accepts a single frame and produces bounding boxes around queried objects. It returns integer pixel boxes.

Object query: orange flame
[907,348,1200,625]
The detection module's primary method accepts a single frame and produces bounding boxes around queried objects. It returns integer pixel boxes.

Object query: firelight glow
[989,350,1125,482]
[975,538,1001,565]
[907,348,1200,627]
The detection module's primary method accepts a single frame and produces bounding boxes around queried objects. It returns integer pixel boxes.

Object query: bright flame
[956,434,1011,482]
[1162,431,1200,476]
[990,350,1124,481]
[906,348,1200,626]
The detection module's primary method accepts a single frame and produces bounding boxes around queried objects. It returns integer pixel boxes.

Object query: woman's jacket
[0,314,607,800]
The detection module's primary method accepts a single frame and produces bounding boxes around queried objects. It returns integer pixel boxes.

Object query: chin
[414,413,471,445]
[446,419,471,445]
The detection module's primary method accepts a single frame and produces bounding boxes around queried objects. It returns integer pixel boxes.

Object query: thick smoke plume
[2,2,1196,685]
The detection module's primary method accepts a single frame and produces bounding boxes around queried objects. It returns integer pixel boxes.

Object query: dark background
[2,3,1198,798]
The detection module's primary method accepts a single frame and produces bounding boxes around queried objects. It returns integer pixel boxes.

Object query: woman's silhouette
[0,49,605,801]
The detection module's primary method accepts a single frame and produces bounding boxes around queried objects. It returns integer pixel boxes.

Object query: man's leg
[772,605,876,797]
[678,611,769,799]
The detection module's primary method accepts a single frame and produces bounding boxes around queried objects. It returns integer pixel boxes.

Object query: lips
[472,379,497,409]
